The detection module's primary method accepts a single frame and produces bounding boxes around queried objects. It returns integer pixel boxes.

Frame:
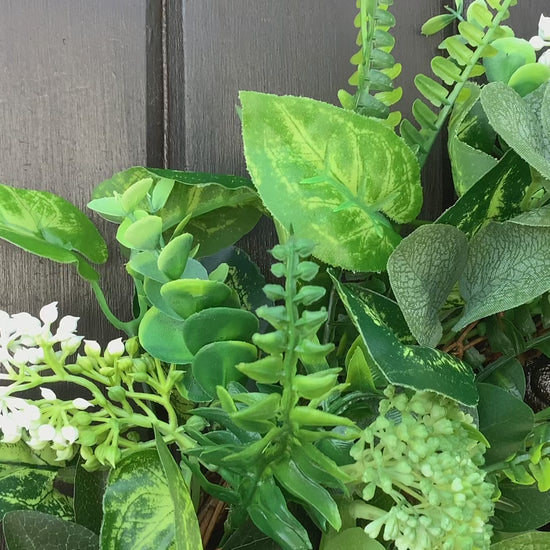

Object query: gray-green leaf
[491,532,550,550]
[388,224,468,346]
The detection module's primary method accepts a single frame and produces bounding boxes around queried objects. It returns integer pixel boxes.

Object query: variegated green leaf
[102,449,199,550]
[332,275,477,405]
[455,218,550,330]
[437,149,531,236]
[388,225,468,347]
[0,184,107,281]
[155,431,202,550]
[3,510,99,550]
[0,461,73,520]
[481,81,550,180]
[240,91,422,272]
[91,167,262,257]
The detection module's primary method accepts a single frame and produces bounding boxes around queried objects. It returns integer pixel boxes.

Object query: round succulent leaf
[138,307,193,364]
[161,279,232,319]
[182,307,259,354]
[508,63,550,97]
[123,215,163,251]
[120,178,153,212]
[192,340,257,398]
[483,37,536,84]
[240,91,422,272]
[143,278,181,319]
[157,233,194,280]
[128,251,169,283]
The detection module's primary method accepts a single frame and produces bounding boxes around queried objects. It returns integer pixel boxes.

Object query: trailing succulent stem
[339,0,402,127]
[402,0,517,166]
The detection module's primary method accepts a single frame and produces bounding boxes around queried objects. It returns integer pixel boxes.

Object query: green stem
[90,280,140,336]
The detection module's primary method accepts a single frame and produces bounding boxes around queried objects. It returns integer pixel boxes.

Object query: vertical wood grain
[0,0,149,343]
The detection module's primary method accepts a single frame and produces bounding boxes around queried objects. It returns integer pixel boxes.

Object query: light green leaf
[91,167,261,257]
[491,532,550,550]
[138,307,194,364]
[455,220,550,330]
[388,224,468,347]
[240,91,422,272]
[101,449,190,550]
[481,81,550,180]
[0,184,107,281]
[3,510,99,550]
[438,149,531,236]
[154,431,202,550]
[332,276,477,405]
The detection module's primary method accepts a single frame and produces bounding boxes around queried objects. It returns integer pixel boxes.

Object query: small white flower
[72,397,93,410]
[83,340,101,358]
[10,312,42,339]
[12,346,44,364]
[37,424,56,441]
[530,35,547,51]
[539,14,550,40]
[107,338,125,357]
[54,315,80,341]
[0,419,22,443]
[539,49,550,67]
[39,302,58,326]
[61,335,83,355]
[61,425,79,444]
[40,387,57,401]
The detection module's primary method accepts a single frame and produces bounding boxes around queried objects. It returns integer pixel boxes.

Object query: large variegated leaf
[455,216,550,330]
[91,167,261,257]
[437,149,532,237]
[388,225,468,347]
[332,275,477,405]
[240,92,422,272]
[481,81,550,180]
[0,184,107,281]
[102,449,201,550]
[3,510,99,550]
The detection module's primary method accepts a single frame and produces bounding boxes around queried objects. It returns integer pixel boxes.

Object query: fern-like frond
[401,0,517,167]
[338,0,402,128]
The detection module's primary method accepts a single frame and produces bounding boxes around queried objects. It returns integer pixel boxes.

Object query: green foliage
[401,0,516,167]
[101,448,201,550]
[0,183,107,281]
[339,0,402,127]
[333,276,478,405]
[490,532,550,550]
[3,510,99,550]
[240,91,422,271]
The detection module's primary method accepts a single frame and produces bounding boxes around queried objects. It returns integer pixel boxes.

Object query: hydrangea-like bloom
[349,386,495,550]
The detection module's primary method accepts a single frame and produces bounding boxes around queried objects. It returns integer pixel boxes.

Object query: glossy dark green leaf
[3,510,99,550]
[333,276,477,405]
[490,532,550,550]
[247,478,312,550]
[241,91,422,272]
[0,184,107,281]
[154,431,202,550]
[138,307,193,364]
[494,481,550,532]
[477,383,534,465]
[483,358,525,400]
[222,517,281,550]
[74,463,108,535]
[388,224,468,347]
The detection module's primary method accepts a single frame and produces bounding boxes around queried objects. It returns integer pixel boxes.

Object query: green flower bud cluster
[348,386,495,550]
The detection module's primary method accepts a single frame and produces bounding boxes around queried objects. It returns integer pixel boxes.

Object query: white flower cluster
[529,14,550,67]
[0,301,82,374]
[350,386,495,550]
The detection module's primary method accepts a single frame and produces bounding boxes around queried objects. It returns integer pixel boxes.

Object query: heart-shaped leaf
[388,224,468,346]
[241,92,422,271]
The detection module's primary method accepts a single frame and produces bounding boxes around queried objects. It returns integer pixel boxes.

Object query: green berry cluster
[348,386,495,550]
